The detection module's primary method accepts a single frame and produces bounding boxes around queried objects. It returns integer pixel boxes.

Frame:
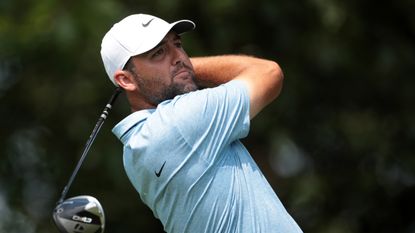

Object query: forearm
[191,55,258,88]
[191,54,284,119]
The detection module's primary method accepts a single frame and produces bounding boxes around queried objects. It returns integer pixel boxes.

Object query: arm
[190,55,284,119]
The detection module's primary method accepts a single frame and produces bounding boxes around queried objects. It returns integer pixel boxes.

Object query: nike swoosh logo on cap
[142,18,154,27]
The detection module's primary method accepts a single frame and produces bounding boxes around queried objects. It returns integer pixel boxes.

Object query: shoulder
[159,80,247,125]
[172,80,249,110]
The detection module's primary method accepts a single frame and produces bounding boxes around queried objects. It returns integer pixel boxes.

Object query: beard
[157,73,198,103]
[134,70,198,106]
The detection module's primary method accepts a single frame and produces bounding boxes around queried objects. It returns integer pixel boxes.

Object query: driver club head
[53,195,105,233]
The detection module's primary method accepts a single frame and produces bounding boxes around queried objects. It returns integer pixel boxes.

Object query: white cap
[100,14,195,86]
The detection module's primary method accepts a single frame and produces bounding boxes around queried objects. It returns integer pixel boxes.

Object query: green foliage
[1,0,414,232]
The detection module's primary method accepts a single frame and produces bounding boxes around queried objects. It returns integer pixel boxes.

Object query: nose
[170,45,187,66]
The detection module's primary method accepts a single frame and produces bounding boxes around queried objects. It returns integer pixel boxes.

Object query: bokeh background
[1,0,414,232]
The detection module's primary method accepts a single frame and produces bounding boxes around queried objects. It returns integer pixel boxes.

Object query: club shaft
[57,87,122,204]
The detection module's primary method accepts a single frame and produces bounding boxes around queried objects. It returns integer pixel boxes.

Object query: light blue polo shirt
[112,80,302,233]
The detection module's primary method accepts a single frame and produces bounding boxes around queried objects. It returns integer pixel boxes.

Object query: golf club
[53,87,122,233]
[53,195,105,233]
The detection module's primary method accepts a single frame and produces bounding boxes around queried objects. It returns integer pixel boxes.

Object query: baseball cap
[100,14,195,86]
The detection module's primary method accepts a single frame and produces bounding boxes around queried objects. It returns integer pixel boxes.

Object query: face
[127,32,198,106]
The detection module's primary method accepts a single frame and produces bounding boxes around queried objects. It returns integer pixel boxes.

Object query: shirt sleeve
[168,80,251,163]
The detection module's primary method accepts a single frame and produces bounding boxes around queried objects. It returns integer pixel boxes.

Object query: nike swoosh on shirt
[155,161,166,177]
[142,18,154,27]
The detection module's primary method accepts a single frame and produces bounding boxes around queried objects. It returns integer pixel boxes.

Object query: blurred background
[1,0,414,232]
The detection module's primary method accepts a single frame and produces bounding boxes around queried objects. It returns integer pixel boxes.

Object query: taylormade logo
[73,215,93,223]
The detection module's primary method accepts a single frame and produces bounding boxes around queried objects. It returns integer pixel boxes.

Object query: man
[100,13,302,233]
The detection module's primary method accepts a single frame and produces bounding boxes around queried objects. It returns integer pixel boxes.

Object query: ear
[114,70,137,91]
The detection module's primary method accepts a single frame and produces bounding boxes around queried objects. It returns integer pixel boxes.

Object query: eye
[175,41,182,48]
[152,47,165,57]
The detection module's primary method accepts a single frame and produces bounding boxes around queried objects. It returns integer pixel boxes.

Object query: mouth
[173,69,191,80]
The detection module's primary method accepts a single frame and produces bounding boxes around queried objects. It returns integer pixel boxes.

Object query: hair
[123,58,136,73]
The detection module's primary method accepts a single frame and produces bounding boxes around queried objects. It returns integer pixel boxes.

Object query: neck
[126,92,156,112]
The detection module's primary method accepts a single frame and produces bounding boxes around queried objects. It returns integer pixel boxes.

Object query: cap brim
[171,20,195,35]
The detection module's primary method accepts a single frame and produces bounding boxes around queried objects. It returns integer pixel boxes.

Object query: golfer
[101,13,303,233]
